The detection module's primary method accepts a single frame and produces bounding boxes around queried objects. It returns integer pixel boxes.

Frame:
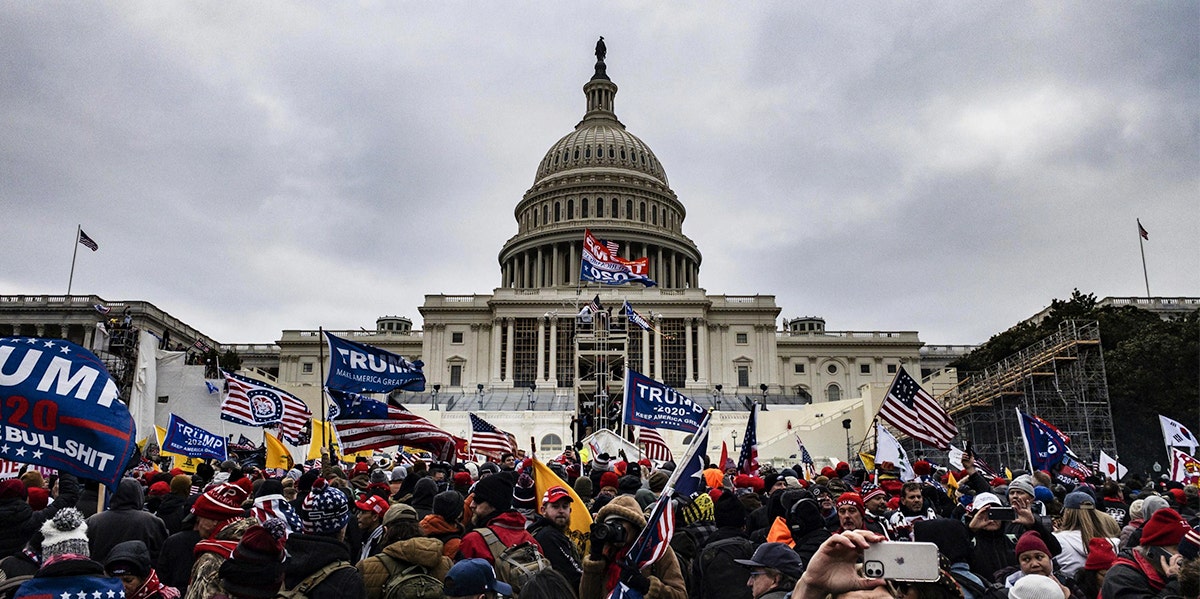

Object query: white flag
[1099,450,1127,481]
[1169,448,1200,484]
[1160,415,1198,453]
[876,423,915,481]
[947,445,966,471]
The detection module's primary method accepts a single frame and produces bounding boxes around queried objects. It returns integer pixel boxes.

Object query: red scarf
[131,570,180,599]
[604,546,633,593]
[1112,551,1166,592]
[194,539,239,559]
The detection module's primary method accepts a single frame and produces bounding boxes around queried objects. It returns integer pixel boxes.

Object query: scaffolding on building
[931,320,1116,471]
[575,309,629,439]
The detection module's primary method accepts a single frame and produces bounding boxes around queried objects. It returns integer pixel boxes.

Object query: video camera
[590,520,628,545]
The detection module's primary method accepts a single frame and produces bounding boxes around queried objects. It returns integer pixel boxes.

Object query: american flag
[469,413,517,459]
[220,371,312,444]
[327,389,457,456]
[796,436,814,470]
[78,228,99,251]
[878,366,958,450]
[623,492,675,570]
[1138,219,1149,240]
[587,294,603,314]
[637,426,673,462]
[604,239,620,255]
[229,434,257,452]
[738,404,759,475]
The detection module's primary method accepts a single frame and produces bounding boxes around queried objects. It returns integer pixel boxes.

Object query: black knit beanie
[714,491,747,528]
[433,490,464,522]
[472,473,514,512]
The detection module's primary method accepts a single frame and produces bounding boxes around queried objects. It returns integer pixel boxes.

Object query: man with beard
[528,486,583,590]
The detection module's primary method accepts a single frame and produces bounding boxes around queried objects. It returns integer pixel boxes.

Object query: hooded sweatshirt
[85,478,169,563]
[0,472,80,560]
[409,478,438,519]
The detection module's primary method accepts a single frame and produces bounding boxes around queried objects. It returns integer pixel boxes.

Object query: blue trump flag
[324,331,426,393]
[622,369,705,434]
[1016,409,1068,472]
[0,337,136,489]
[13,572,126,599]
[162,413,228,462]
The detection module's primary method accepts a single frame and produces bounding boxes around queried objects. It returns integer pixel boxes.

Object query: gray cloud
[2,3,1195,345]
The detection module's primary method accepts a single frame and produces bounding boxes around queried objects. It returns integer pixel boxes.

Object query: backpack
[377,553,443,599]
[276,560,354,599]
[693,536,755,599]
[478,527,551,596]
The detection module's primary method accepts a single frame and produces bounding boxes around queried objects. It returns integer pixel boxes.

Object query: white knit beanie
[1009,575,1064,599]
[41,508,90,558]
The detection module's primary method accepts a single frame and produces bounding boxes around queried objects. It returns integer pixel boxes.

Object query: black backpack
[692,536,755,599]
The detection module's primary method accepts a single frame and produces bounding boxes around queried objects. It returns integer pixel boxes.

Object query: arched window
[585,146,591,159]
[620,148,627,160]
[611,198,619,218]
[563,150,569,163]
[597,145,603,159]
[826,384,841,402]
[608,146,615,159]
[533,210,538,227]
[639,202,646,222]
[626,199,634,219]
[566,199,574,220]
[652,205,658,225]
[582,198,589,218]
[554,202,561,222]
[540,434,564,452]
[596,199,603,218]
[542,204,548,224]
[573,148,579,160]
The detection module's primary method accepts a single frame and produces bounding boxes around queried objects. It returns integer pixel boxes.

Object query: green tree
[951,290,1199,473]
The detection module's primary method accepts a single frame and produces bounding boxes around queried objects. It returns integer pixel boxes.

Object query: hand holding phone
[863,541,941,582]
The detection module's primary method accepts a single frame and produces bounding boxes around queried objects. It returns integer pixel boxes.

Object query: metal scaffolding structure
[575,311,629,438]
[934,320,1116,471]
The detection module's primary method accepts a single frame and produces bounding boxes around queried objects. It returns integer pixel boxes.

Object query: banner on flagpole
[0,337,136,489]
[622,369,705,434]
[162,414,228,462]
[324,331,426,394]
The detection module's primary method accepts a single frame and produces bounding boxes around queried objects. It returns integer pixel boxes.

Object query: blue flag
[622,369,705,434]
[326,388,389,419]
[673,427,709,498]
[13,573,126,599]
[324,331,426,393]
[1016,410,1068,472]
[0,337,136,489]
[162,413,228,462]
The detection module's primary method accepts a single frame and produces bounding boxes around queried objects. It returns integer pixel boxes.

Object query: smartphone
[988,506,1016,521]
[863,542,941,582]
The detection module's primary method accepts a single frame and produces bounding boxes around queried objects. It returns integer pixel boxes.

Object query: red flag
[719,441,729,472]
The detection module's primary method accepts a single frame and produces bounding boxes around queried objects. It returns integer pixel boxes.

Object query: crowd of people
[0,447,1197,599]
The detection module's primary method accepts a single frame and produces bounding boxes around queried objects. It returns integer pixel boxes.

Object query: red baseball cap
[542,486,571,504]
[355,494,389,516]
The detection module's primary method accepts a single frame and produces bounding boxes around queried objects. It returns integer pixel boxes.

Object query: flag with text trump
[878,366,957,450]
[220,371,311,443]
[469,413,517,459]
[623,369,705,434]
[162,414,228,462]
[0,337,136,489]
[324,331,426,394]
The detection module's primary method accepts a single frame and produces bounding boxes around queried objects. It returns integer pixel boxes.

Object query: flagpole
[318,327,330,457]
[1137,219,1150,298]
[67,224,81,295]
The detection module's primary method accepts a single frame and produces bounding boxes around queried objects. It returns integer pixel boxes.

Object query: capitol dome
[498,42,701,290]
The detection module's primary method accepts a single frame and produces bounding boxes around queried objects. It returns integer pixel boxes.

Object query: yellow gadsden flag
[532,457,592,552]
[156,425,200,474]
[307,420,340,461]
[264,431,294,470]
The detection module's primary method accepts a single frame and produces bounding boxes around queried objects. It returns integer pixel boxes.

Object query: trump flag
[0,337,136,489]
[324,331,426,394]
[622,369,705,434]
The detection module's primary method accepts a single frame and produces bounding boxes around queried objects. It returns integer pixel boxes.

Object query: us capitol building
[1,46,975,462]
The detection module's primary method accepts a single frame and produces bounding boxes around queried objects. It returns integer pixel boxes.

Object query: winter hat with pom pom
[41,508,90,559]
[300,478,349,535]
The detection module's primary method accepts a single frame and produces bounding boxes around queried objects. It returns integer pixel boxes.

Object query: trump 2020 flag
[162,413,227,462]
[581,229,656,287]
[324,331,426,394]
[0,337,136,489]
[1016,410,1069,472]
[623,369,705,434]
[14,573,126,599]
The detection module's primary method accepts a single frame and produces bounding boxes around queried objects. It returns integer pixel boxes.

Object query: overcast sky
[3,3,1196,346]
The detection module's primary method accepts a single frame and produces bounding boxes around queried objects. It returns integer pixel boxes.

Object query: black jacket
[85,478,168,563]
[0,472,80,560]
[969,520,1061,583]
[153,493,190,535]
[155,529,200,596]
[1101,551,1181,599]
[283,533,366,599]
[529,514,583,591]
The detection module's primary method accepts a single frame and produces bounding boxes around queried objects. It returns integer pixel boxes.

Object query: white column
[536,248,544,287]
[552,245,560,287]
[505,318,515,383]
[536,319,546,381]
[549,319,558,383]
[684,320,694,382]
[653,324,663,380]
[641,328,650,374]
[698,320,709,383]
[491,319,502,382]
